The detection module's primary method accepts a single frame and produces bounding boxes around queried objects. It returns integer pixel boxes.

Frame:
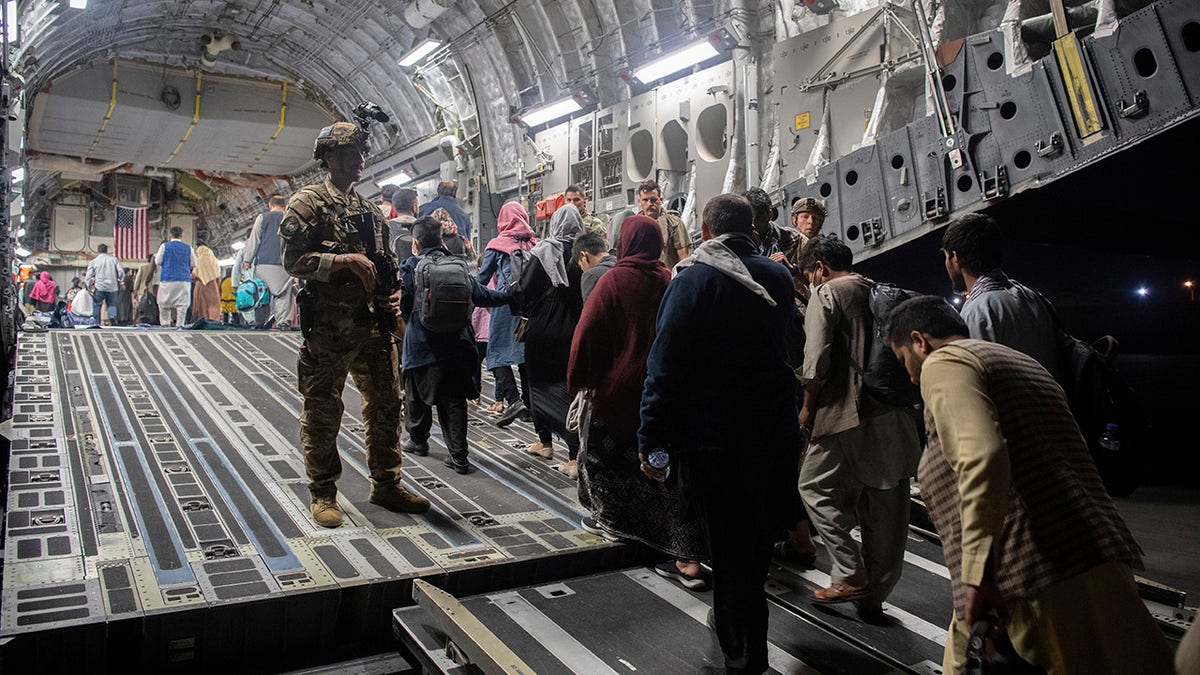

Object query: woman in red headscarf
[477,202,538,424]
[567,215,706,576]
[30,272,59,312]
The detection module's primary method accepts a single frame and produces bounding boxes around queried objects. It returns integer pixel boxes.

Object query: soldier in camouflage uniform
[564,184,608,242]
[280,121,431,528]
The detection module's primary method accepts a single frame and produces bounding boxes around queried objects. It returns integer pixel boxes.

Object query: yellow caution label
[795,112,811,131]
[1054,34,1103,138]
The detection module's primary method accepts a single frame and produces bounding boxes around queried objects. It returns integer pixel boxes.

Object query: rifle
[341,211,400,341]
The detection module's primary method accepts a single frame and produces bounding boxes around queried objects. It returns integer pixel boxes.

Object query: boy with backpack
[399,216,515,474]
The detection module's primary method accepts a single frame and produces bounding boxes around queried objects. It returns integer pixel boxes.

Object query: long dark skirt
[578,416,707,561]
[528,376,579,458]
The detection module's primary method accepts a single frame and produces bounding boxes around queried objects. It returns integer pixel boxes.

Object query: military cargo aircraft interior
[1,0,1198,672]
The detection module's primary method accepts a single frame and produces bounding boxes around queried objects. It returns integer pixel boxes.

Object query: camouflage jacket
[279,177,395,313]
[581,212,607,240]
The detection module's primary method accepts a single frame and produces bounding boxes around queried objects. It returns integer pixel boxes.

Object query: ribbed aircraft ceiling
[11,0,735,192]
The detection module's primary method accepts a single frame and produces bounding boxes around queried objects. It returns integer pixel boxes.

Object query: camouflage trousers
[298,323,403,498]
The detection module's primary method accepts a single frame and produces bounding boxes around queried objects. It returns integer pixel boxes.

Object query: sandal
[773,541,817,569]
[485,401,505,415]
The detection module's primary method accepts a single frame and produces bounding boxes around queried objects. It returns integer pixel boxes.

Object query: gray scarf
[674,234,777,306]
[530,204,584,287]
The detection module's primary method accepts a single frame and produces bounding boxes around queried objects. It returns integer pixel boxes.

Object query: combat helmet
[791,197,827,218]
[312,122,369,163]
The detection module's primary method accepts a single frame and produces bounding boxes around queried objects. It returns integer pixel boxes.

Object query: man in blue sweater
[400,216,512,474]
[640,194,802,674]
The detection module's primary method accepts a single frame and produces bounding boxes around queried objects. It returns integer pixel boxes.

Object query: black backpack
[862,281,923,407]
[506,240,533,290]
[413,250,474,333]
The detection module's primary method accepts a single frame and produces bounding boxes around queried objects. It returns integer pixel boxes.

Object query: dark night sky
[856,116,1200,355]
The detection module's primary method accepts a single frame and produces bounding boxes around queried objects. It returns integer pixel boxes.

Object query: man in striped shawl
[887,295,1173,675]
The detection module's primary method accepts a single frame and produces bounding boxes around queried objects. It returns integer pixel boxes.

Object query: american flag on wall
[114,205,149,260]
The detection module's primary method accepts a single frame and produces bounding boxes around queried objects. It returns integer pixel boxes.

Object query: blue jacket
[418,195,472,240]
[400,248,509,371]
[640,234,799,456]
[476,248,525,368]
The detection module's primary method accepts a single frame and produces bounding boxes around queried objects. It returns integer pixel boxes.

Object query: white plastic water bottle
[1098,423,1120,452]
[646,449,670,482]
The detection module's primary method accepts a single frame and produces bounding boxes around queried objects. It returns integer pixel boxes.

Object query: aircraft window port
[1000,101,1018,120]
[1134,48,1158,78]
[845,170,859,186]
[626,129,654,181]
[696,103,728,161]
[987,52,1004,70]
[1014,150,1032,169]
[820,182,833,197]
[1183,22,1200,52]
[942,74,957,91]
[957,175,974,192]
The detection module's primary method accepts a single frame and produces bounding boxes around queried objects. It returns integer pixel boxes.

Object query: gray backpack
[413,250,474,333]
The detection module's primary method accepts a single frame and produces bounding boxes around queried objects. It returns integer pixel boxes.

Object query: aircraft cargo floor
[2,330,1193,674]
[1,329,652,672]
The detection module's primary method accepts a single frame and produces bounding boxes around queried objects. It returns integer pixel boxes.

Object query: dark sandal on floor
[773,541,817,568]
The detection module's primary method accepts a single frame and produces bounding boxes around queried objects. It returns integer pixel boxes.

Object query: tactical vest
[160,240,192,282]
[255,211,284,266]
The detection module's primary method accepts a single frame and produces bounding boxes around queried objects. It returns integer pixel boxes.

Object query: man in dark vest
[244,194,296,329]
[154,226,196,326]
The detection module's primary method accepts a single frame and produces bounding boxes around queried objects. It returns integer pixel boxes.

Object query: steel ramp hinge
[1117,90,1149,119]
[860,218,885,247]
[983,166,1009,200]
[922,188,948,221]
[412,579,535,674]
[1036,132,1064,158]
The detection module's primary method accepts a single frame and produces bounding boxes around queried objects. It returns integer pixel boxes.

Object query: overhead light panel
[632,39,722,83]
[231,241,245,251]
[5,1,17,44]
[69,0,87,7]
[10,167,24,183]
[218,257,236,267]
[16,228,25,237]
[378,170,413,186]
[399,38,442,68]
[15,246,31,257]
[516,96,585,128]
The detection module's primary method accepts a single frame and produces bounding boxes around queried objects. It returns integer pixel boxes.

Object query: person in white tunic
[154,226,197,327]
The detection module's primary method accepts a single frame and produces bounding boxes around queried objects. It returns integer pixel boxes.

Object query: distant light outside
[398,39,442,68]
[950,296,961,305]
[69,0,87,7]
[5,1,16,44]
[633,40,721,83]
[10,167,23,183]
[519,97,583,127]
[379,170,413,186]
[231,241,245,251]
[1137,286,1149,297]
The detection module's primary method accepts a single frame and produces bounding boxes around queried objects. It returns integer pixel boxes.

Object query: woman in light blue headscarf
[513,204,586,477]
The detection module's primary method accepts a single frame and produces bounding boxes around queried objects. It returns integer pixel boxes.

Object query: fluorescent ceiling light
[633,40,722,83]
[379,170,412,186]
[519,97,583,128]
[15,246,31,257]
[231,241,245,251]
[399,38,442,68]
[218,257,235,267]
[16,228,25,237]
[69,0,87,7]
[10,167,24,183]
[5,2,16,45]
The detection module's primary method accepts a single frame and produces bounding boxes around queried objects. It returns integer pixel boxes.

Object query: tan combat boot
[370,484,431,514]
[311,494,344,528]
